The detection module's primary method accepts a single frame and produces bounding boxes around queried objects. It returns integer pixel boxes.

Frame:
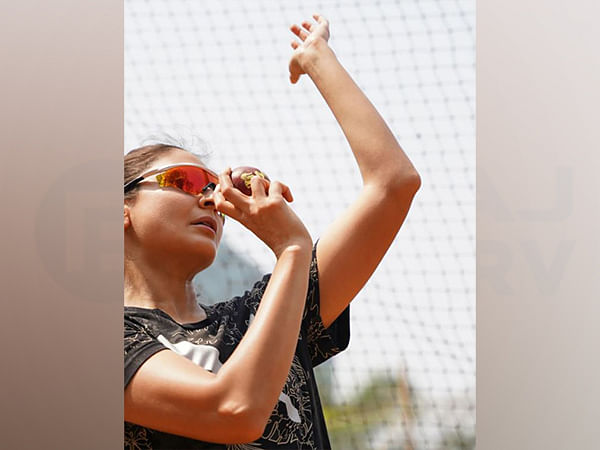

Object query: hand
[213,168,312,257]
[288,13,331,84]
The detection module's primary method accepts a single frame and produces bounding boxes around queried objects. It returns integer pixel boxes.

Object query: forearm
[215,243,312,420]
[304,40,420,189]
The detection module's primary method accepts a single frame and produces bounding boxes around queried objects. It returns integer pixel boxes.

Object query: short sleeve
[302,239,350,367]
[124,316,168,389]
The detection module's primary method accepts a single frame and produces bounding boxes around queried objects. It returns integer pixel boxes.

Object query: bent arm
[125,243,312,443]
[302,38,421,328]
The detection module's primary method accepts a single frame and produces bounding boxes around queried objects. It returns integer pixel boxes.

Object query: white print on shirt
[157,325,302,424]
[156,334,223,373]
[278,392,301,423]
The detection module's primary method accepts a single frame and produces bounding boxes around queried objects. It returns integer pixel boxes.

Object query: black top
[124,242,350,449]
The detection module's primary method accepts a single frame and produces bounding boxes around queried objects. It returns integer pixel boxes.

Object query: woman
[124,14,421,449]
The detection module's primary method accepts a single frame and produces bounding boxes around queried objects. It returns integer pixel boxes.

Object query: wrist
[300,38,336,74]
[273,239,313,260]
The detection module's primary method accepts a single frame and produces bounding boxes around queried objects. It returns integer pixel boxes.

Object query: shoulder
[124,306,178,329]
[124,307,195,347]
[208,273,272,316]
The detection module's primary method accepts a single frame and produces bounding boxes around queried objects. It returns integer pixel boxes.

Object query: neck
[124,256,206,323]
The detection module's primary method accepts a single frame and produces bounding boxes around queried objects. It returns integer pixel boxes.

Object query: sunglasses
[124,163,225,221]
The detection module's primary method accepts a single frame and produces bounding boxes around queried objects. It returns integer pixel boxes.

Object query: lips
[191,216,218,233]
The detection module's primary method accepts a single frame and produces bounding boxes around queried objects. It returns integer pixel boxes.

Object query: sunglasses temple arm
[124,176,145,194]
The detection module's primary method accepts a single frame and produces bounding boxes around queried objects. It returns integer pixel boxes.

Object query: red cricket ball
[230,166,270,196]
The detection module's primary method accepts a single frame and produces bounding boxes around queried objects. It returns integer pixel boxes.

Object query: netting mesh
[125,1,475,448]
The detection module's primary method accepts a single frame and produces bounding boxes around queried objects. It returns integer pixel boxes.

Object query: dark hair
[124,144,188,201]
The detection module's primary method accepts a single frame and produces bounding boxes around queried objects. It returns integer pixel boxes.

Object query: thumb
[279,182,294,202]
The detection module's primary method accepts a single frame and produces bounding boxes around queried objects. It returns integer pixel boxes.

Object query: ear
[124,204,131,230]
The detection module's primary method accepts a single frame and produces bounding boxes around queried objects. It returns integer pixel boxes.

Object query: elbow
[240,402,279,441]
[389,169,422,198]
[405,171,422,193]
[216,400,269,443]
[242,413,269,442]
[237,407,269,442]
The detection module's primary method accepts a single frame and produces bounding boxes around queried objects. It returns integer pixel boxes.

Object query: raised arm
[289,14,421,328]
[125,174,313,443]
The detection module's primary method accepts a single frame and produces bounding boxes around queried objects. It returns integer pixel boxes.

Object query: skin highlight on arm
[289,15,421,328]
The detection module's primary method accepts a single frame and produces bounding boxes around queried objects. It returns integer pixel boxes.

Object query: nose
[198,187,216,208]
[197,185,225,222]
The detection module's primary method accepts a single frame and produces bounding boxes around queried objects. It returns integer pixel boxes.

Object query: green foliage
[320,372,418,449]
[317,370,475,449]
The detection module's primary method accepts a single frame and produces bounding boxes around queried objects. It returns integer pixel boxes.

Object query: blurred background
[125,0,474,448]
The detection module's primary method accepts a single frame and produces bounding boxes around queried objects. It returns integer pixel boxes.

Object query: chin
[190,241,218,271]
[164,236,217,273]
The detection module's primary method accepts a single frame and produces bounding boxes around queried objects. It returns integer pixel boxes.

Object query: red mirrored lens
[156,166,218,196]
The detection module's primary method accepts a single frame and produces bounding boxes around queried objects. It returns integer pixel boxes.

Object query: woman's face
[124,149,224,274]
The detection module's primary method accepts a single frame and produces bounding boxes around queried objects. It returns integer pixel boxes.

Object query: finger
[270,180,293,202]
[290,24,308,41]
[212,189,232,212]
[269,180,283,196]
[212,190,240,221]
[313,13,328,26]
[290,40,300,50]
[218,167,251,207]
[279,182,294,202]
[250,175,267,199]
[285,190,293,202]
[301,20,314,32]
